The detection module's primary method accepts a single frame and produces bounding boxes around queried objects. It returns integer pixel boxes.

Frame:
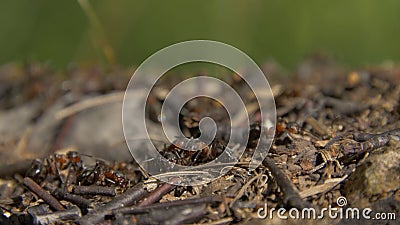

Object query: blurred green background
[1,0,399,69]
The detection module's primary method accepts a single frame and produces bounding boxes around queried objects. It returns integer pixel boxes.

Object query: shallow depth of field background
[0,0,399,69]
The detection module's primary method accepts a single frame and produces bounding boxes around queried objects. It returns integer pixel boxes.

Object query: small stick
[139,178,179,206]
[324,97,368,115]
[305,117,328,137]
[73,185,116,196]
[77,182,148,225]
[113,195,221,214]
[119,203,206,225]
[352,128,400,142]
[32,205,81,224]
[353,131,388,143]
[55,189,91,209]
[23,177,65,211]
[262,157,312,209]
[44,183,91,209]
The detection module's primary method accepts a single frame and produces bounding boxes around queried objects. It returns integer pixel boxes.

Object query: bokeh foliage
[0,0,399,69]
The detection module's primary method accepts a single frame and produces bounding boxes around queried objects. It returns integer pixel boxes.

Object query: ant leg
[190,151,202,165]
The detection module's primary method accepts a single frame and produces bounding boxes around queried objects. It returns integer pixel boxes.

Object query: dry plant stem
[262,157,312,209]
[55,92,124,119]
[77,0,116,64]
[299,175,348,198]
[77,182,148,225]
[139,178,179,206]
[23,177,65,211]
[113,195,221,214]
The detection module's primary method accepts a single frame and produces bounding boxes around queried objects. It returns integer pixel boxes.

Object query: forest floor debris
[0,58,399,224]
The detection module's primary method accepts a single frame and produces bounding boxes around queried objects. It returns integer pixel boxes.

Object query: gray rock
[344,143,400,208]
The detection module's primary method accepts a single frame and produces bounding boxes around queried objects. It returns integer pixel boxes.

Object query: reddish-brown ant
[163,138,221,166]
[77,160,128,187]
[276,120,301,136]
[54,151,82,170]
[26,151,129,188]
[26,151,83,183]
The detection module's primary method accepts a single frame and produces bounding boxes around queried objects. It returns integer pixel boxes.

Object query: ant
[54,151,82,170]
[274,119,305,146]
[77,160,128,187]
[163,138,222,166]
[26,151,82,183]
[26,151,129,188]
